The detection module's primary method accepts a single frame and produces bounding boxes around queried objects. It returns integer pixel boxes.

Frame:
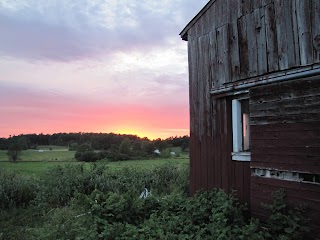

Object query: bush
[262,189,310,240]
[34,164,109,207]
[85,189,264,240]
[0,169,39,208]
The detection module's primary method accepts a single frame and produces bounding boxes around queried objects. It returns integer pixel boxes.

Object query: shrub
[0,169,39,208]
[34,164,109,207]
[7,143,22,162]
[86,189,264,240]
[262,189,310,240]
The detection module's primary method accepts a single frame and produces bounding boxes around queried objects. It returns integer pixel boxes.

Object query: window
[232,98,250,161]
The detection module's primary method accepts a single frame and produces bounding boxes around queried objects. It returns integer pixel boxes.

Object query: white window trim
[232,99,251,161]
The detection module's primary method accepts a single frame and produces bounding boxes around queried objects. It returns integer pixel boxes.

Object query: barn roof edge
[179,0,216,41]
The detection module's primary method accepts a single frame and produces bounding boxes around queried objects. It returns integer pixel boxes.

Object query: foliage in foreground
[0,164,310,240]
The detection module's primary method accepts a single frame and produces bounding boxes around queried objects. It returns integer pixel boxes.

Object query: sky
[0,0,208,139]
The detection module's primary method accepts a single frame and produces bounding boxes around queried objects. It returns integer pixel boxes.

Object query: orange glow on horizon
[113,127,154,139]
[104,125,189,140]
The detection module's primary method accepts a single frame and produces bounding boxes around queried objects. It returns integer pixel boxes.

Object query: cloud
[0,0,208,62]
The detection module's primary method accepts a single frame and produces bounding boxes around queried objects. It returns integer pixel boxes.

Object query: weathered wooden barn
[180,0,320,235]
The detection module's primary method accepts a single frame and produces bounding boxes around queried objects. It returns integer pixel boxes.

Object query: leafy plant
[0,169,39,208]
[262,189,310,240]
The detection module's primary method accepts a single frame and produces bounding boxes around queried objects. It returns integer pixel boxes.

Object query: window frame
[231,97,251,161]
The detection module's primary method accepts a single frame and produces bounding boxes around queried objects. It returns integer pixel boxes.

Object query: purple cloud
[0,0,208,62]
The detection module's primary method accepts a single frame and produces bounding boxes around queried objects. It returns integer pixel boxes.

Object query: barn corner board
[181,0,320,236]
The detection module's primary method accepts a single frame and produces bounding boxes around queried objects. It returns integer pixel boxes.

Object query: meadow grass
[0,148,75,162]
[0,158,189,177]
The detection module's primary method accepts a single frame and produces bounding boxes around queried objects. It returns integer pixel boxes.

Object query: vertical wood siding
[187,0,320,84]
[185,0,320,226]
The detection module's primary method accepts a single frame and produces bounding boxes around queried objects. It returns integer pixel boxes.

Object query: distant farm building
[180,0,320,236]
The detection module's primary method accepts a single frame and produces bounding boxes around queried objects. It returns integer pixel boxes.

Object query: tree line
[1,133,189,162]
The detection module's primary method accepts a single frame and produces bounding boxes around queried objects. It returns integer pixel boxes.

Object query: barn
[180,0,320,235]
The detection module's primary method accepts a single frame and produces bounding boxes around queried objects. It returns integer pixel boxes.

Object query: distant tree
[69,142,79,151]
[17,137,29,150]
[7,143,22,162]
[119,138,131,155]
[132,141,141,152]
[74,143,97,162]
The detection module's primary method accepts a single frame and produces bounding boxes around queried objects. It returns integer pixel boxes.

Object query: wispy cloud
[0,0,207,61]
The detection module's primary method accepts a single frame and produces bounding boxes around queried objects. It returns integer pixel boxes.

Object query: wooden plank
[241,0,252,15]
[200,135,208,190]
[296,0,313,65]
[228,21,240,82]
[251,113,320,125]
[228,0,242,23]
[256,7,268,75]
[221,100,229,191]
[250,87,320,103]
[209,99,217,189]
[251,153,320,165]
[227,100,235,191]
[207,132,215,189]
[188,40,196,195]
[189,136,196,194]
[202,9,210,35]
[189,40,198,138]
[243,161,251,205]
[250,104,320,118]
[274,0,289,70]
[195,14,204,40]
[216,25,230,84]
[292,0,301,65]
[251,122,320,132]
[214,100,222,188]
[203,34,212,137]
[197,37,204,138]
[252,146,320,157]
[215,0,228,29]
[265,3,279,72]
[247,11,258,77]
[262,0,273,6]
[312,0,320,63]
[250,94,320,112]
[251,130,320,140]
[189,38,201,192]
[251,138,320,148]
[238,15,249,79]
[252,0,262,10]
[197,36,207,190]
[285,1,298,68]
[194,138,202,191]
[234,161,244,203]
[209,29,218,88]
[249,77,320,97]
[251,176,320,193]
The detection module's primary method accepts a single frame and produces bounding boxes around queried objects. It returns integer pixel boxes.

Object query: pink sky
[0,0,207,139]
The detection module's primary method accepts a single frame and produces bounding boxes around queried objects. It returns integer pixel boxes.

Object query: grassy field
[0,146,75,162]
[0,145,189,177]
[0,158,189,177]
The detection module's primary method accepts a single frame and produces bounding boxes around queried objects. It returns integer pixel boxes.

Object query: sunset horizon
[0,1,207,140]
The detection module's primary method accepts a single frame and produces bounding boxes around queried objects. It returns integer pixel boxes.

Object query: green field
[0,158,188,177]
[0,145,189,177]
[0,146,75,162]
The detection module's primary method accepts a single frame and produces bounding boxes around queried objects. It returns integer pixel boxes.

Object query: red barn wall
[249,77,320,235]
